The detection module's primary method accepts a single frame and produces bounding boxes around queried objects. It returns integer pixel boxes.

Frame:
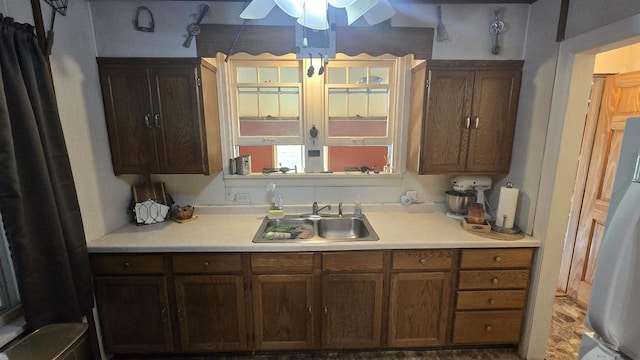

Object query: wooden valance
[196,24,433,59]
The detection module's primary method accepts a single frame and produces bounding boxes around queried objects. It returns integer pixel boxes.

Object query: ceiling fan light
[274,0,304,18]
[362,0,395,25]
[240,0,276,19]
[297,0,329,30]
[328,0,357,8]
[345,0,378,25]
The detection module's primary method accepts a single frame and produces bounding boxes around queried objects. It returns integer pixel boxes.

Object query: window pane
[275,145,304,171]
[368,89,388,117]
[280,67,300,83]
[348,89,367,117]
[328,67,346,84]
[259,67,278,83]
[237,90,259,117]
[238,146,273,173]
[237,66,257,83]
[280,92,299,117]
[258,88,279,117]
[328,118,387,137]
[326,146,389,172]
[369,67,389,84]
[328,89,347,117]
[349,67,367,84]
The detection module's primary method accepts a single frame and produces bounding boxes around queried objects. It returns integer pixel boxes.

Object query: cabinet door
[421,69,474,173]
[174,275,248,352]
[149,65,206,174]
[252,274,314,350]
[388,272,451,347]
[99,66,156,174]
[466,69,521,173]
[94,276,173,354]
[321,273,383,349]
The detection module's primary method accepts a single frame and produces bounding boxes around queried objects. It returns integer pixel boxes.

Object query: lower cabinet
[94,276,174,354]
[388,250,454,347]
[90,248,535,355]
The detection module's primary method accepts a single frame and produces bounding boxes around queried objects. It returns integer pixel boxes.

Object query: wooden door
[321,273,383,349]
[466,70,521,173]
[174,275,247,352]
[94,276,173,354]
[388,272,451,347]
[566,70,640,307]
[252,274,314,350]
[98,64,156,174]
[150,64,206,174]
[421,69,474,173]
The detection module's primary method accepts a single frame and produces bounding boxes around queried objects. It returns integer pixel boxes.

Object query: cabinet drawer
[456,290,526,310]
[460,248,533,269]
[452,310,523,344]
[251,253,314,273]
[90,254,165,275]
[172,253,242,274]
[458,270,529,290]
[322,251,383,272]
[392,250,453,271]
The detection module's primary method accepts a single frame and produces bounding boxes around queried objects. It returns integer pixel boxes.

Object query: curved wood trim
[197,24,434,59]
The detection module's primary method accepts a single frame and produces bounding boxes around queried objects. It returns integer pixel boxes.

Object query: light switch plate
[406,191,418,201]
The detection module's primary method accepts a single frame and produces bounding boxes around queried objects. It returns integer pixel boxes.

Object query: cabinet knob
[494,256,502,263]
[308,306,312,315]
[161,308,168,322]
[474,116,480,129]
[153,114,161,128]
[465,116,471,129]
[492,278,499,284]
[144,114,152,128]
[323,306,328,315]
[178,308,184,321]
[420,258,427,265]
[204,261,210,267]
[488,299,496,305]
[123,262,130,269]
[485,325,492,332]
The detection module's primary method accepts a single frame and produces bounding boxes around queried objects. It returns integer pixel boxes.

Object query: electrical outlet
[225,188,233,201]
[235,193,251,203]
[406,191,418,201]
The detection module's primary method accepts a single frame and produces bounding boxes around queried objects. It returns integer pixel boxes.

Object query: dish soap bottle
[354,196,362,219]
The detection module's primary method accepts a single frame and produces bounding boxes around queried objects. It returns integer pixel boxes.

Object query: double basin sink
[252,214,379,243]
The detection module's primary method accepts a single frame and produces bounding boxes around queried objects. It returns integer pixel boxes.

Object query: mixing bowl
[445,190,477,215]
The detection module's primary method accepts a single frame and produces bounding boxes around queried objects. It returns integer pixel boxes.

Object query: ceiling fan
[239,0,396,30]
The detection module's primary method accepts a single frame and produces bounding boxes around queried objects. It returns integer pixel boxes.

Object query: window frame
[217,52,412,185]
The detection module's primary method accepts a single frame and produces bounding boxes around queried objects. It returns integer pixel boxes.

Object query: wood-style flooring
[118,297,586,360]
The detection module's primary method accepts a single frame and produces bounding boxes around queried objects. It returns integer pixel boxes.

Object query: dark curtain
[0,16,93,330]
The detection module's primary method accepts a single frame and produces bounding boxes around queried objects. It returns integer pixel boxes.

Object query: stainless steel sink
[252,214,379,243]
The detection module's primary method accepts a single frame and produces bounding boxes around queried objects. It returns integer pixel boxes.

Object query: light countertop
[87,206,540,253]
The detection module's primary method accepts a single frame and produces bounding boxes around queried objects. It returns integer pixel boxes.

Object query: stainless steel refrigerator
[578,117,640,360]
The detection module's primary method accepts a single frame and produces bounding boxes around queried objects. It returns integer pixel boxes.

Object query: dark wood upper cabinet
[98,58,222,175]
[407,60,523,175]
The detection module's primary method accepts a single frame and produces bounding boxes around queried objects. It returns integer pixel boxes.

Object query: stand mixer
[446,176,492,220]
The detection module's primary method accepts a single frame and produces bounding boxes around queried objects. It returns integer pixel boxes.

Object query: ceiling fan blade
[274,0,303,18]
[363,0,395,25]
[195,4,210,25]
[296,0,328,30]
[345,0,378,25]
[240,0,276,20]
[328,0,356,8]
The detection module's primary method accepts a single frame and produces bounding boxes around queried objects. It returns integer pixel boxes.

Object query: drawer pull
[178,308,184,321]
[494,256,502,262]
[323,306,328,315]
[308,306,312,315]
[485,325,492,332]
[492,278,499,284]
[488,299,496,305]
[420,258,427,265]
[161,308,168,323]
[123,262,130,269]
[204,261,210,267]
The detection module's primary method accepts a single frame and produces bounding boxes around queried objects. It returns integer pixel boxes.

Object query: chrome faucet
[312,202,331,215]
[338,202,343,217]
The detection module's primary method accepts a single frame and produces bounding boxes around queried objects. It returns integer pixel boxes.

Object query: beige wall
[594,42,640,73]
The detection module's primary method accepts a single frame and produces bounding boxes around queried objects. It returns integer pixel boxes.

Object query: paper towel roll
[496,185,519,228]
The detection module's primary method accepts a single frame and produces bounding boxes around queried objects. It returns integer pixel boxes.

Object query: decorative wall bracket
[134,6,155,32]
